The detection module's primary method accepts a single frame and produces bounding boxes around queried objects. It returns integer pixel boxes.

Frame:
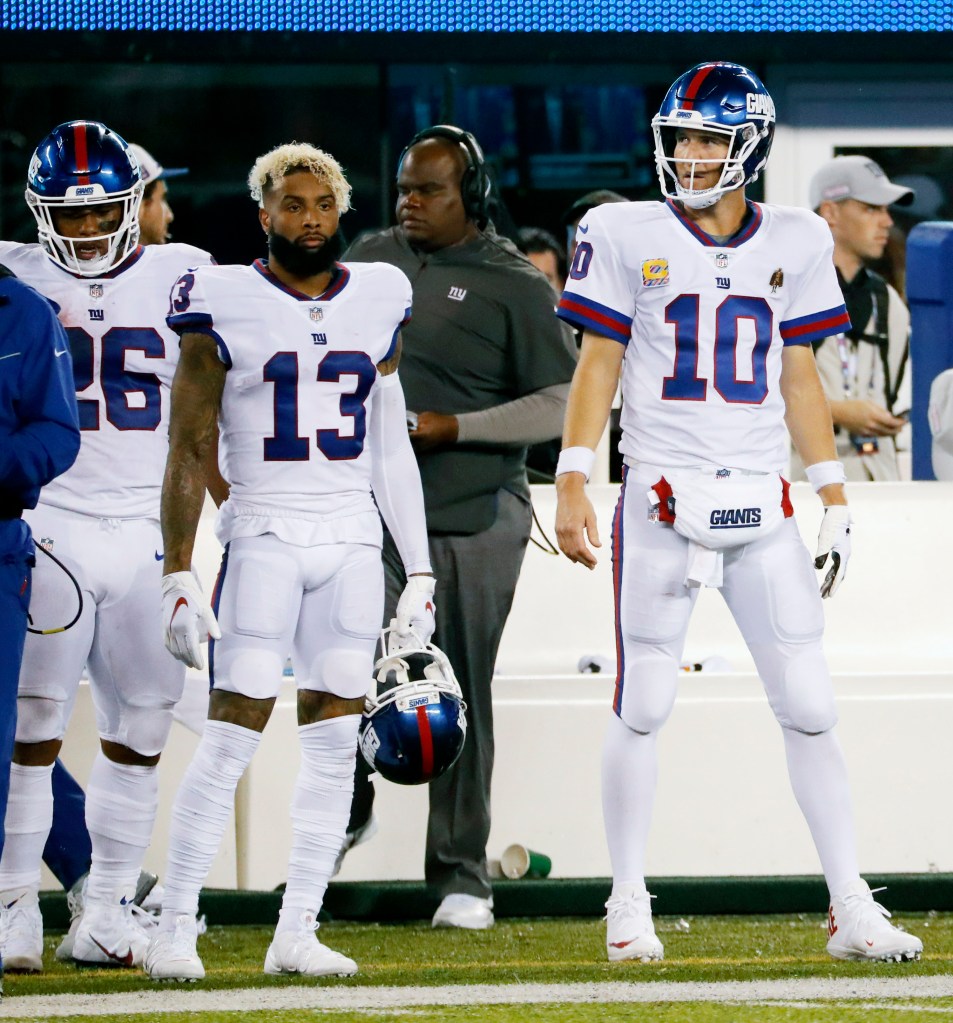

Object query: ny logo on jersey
[89,309,105,321]
[312,333,328,345]
[309,307,323,322]
[715,277,731,290]
[448,286,467,301]
[89,284,104,299]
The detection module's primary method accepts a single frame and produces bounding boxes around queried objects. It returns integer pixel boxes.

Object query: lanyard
[835,333,878,399]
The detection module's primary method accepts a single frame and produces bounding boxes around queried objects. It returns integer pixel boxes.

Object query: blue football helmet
[359,627,467,786]
[652,62,775,210]
[26,120,143,276]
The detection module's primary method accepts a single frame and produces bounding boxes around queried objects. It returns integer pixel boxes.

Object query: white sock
[602,713,657,893]
[276,715,359,934]
[783,727,860,897]
[85,754,157,903]
[0,763,54,893]
[159,720,261,927]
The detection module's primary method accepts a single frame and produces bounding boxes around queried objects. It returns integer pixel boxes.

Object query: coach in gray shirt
[344,125,577,928]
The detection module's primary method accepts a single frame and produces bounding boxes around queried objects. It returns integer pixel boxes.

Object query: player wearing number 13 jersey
[145,143,433,982]
[0,121,215,971]
[555,63,921,964]
[166,256,409,548]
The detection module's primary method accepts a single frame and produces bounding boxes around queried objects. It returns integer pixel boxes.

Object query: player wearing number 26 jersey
[555,63,921,966]
[0,240,211,518]
[0,121,215,973]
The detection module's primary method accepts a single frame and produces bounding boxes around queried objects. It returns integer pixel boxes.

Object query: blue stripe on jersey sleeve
[557,291,632,345]
[167,312,232,368]
[779,304,851,346]
[166,310,213,335]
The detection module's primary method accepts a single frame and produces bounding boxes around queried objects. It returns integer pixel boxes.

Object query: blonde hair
[247,142,351,211]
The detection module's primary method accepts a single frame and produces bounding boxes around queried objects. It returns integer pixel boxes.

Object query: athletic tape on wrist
[805,460,846,493]
[555,446,595,481]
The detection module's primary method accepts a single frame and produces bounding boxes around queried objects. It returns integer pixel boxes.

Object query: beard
[267,228,345,278]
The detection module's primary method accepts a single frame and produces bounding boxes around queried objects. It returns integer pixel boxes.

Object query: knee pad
[309,647,374,701]
[216,643,286,700]
[772,647,838,734]
[15,694,67,744]
[115,702,175,758]
[616,652,679,734]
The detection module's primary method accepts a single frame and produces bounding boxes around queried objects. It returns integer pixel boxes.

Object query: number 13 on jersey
[262,350,376,462]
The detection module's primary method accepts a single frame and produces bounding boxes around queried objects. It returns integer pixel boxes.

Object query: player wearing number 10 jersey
[0,121,214,971]
[555,63,921,964]
[144,142,433,982]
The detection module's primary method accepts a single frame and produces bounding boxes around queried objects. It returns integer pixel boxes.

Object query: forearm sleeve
[455,382,570,445]
[369,372,432,576]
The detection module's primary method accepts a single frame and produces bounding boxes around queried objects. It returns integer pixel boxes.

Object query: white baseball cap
[929,368,953,480]
[808,155,915,211]
[127,143,189,185]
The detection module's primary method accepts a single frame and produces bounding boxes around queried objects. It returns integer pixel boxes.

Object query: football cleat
[71,889,155,968]
[652,62,775,210]
[0,888,43,973]
[826,880,923,962]
[359,626,467,786]
[605,884,664,962]
[432,893,494,930]
[56,869,158,961]
[144,914,205,982]
[264,912,357,977]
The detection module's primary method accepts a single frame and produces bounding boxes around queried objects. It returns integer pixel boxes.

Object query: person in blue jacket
[0,264,80,989]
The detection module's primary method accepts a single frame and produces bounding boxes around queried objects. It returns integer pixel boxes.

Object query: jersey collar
[666,198,763,248]
[253,259,351,301]
[51,244,146,281]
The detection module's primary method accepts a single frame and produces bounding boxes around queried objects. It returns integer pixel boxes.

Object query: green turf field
[3,913,951,1021]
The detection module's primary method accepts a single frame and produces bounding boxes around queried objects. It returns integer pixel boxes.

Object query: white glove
[814,505,851,598]
[394,574,436,647]
[161,571,221,670]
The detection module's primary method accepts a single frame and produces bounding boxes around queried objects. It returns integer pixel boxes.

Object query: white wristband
[805,460,846,493]
[556,446,596,481]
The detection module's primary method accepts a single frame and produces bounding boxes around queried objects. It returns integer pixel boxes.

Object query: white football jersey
[558,200,849,472]
[166,259,412,547]
[0,241,213,518]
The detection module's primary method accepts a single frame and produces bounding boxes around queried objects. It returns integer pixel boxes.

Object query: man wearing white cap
[128,143,189,246]
[801,155,915,481]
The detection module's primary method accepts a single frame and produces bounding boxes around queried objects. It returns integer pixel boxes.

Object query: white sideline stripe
[3,976,953,1018]
[494,693,953,708]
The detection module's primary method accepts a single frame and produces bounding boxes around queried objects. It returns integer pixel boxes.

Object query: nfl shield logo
[89,284,104,299]
[309,307,323,322]
[714,253,729,269]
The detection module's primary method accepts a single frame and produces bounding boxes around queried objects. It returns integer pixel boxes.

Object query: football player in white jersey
[554,63,921,964]
[144,142,433,982]
[0,121,215,972]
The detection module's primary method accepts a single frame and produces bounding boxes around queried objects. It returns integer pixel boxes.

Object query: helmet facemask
[358,628,467,785]
[653,116,769,211]
[26,184,143,277]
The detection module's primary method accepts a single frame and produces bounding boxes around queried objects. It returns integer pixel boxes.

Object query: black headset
[399,124,491,226]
